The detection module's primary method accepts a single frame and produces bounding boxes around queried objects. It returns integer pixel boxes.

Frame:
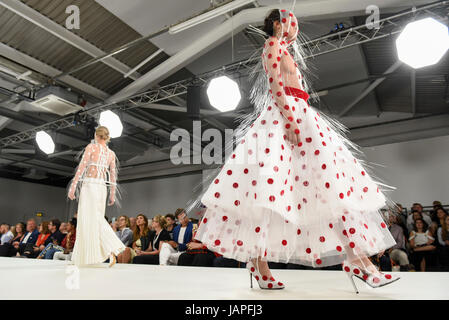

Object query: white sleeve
[437,228,444,246]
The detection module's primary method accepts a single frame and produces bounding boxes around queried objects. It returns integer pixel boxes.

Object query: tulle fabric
[194,92,397,267]
[70,178,126,266]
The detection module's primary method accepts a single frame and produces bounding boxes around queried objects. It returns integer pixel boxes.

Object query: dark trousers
[213,256,246,268]
[0,243,17,257]
[411,250,436,271]
[178,251,216,267]
[132,254,160,265]
[437,246,449,271]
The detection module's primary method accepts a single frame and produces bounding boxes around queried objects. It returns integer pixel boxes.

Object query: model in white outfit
[68,126,125,267]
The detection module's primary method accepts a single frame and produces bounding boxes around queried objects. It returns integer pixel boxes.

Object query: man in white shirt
[0,223,14,245]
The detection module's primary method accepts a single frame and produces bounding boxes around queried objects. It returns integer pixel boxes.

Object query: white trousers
[159,242,183,265]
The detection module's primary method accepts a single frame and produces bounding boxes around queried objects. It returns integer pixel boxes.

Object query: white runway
[1,257,448,300]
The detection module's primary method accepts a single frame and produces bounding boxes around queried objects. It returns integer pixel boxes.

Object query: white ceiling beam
[0,0,142,81]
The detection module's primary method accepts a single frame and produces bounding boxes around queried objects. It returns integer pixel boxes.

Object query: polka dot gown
[193,10,396,267]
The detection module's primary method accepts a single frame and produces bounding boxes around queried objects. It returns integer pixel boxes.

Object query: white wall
[361,134,449,209]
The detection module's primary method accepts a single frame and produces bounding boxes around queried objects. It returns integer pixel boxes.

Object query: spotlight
[206,76,241,112]
[396,17,449,69]
[99,110,123,138]
[35,131,55,154]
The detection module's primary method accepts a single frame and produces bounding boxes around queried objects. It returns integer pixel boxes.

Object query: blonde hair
[95,126,110,143]
[152,215,167,229]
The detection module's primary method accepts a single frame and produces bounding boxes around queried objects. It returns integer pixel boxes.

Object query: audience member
[53,219,77,261]
[177,217,217,267]
[165,213,176,240]
[114,215,133,247]
[437,215,449,270]
[159,210,193,266]
[59,222,68,234]
[133,215,171,265]
[407,210,432,234]
[27,221,50,258]
[387,212,413,271]
[18,219,39,256]
[0,222,25,257]
[117,214,150,264]
[39,218,77,259]
[0,223,13,245]
[409,218,436,271]
[44,219,65,246]
[431,207,447,238]
[129,217,137,233]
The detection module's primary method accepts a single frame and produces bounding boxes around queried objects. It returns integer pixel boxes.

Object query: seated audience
[177,216,217,267]
[387,212,413,271]
[59,222,68,234]
[39,218,77,259]
[431,207,447,239]
[409,218,436,271]
[0,223,14,245]
[159,209,193,266]
[129,217,137,234]
[0,222,25,257]
[437,215,449,271]
[54,219,77,261]
[132,215,171,265]
[27,221,50,258]
[44,219,65,246]
[407,210,432,234]
[165,213,177,240]
[117,214,150,264]
[18,219,39,257]
[114,215,133,247]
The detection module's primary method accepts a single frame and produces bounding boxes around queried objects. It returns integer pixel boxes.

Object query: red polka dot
[303,181,309,186]
[339,193,344,199]
[361,171,366,176]
[306,248,311,254]
[214,179,219,184]
[297,229,301,235]
[269,41,274,46]
[363,187,368,192]
[215,239,221,245]
[267,178,274,184]
[336,246,342,252]
[354,268,360,275]
[314,150,320,155]
[222,216,228,222]
[316,259,322,265]
[227,170,232,175]
[344,266,350,272]
[329,223,333,228]
[234,200,240,206]
[385,274,392,280]
[203,218,207,223]
[237,240,243,246]
[233,183,239,188]
[255,227,260,233]
[269,195,275,202]
[214,192,220,198]
[349,228,356,234]
[244,168,249,174]
[297,204,301,210]
[342,216,346,222]
[268,283,273,289]
[319,236,325,242]
[322,164,326,169]
[306,137,312,143]
[325,182,330,188]
[252,180,257,186]
[282,240,287,246]
[349,242,355,248]
[381,222,386,228]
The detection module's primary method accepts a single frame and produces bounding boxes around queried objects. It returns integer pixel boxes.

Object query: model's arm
[108,151,117,206]
[68,144,93,199]
[264,38,300,144]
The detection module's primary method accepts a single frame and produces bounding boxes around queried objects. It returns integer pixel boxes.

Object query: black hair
[50,219,61,231]
[413,218,428,232]
[263,9,280,36]
[69,218,77,229]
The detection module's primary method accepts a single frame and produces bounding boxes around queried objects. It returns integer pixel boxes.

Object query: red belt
[284,86,310,102]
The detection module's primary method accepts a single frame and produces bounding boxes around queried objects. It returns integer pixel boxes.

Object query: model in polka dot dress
[192,9,400,291]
